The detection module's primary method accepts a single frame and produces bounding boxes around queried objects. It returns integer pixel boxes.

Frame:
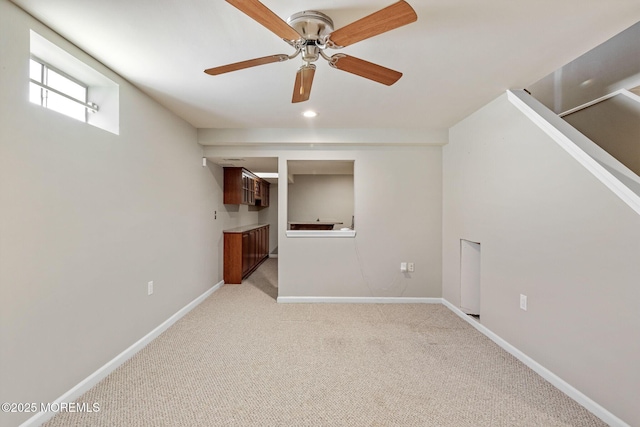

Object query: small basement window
[30,30,120,134]
[29,57,97,122]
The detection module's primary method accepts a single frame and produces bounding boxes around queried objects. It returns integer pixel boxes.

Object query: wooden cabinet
[224,224,270,284]
[224,167,270,207]
[259,181,269,207]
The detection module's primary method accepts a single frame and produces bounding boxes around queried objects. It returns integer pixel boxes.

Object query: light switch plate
[520,294,527,311]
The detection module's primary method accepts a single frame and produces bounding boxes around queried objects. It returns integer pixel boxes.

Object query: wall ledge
[286,230,356,238]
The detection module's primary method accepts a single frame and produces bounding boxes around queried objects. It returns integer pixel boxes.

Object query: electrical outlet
[520,294,527,311]
[148,281,154,296]
[408,262,415,272]
[400,262,407,272]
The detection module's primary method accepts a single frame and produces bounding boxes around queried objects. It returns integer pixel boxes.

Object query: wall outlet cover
[520,294,527,311]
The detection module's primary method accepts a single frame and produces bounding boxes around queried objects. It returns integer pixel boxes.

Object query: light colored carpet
[44,259,605,426]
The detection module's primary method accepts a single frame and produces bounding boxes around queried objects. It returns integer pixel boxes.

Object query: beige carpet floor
[44,259,605,426]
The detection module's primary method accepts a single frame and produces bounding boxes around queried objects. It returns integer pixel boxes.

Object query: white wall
[288,174,354,228]
[202,142,443,299]
[443,93,640,426]
[0,2,221,425]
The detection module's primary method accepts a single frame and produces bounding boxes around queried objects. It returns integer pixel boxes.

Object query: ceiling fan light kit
[205,0,417,103]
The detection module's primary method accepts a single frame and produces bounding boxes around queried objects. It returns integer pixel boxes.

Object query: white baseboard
[277,296,442,304]
[441,299,629,427]
[268,253,278,258]
[20,280,225,427]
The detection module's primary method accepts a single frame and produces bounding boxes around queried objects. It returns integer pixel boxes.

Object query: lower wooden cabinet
[224,224,270,284]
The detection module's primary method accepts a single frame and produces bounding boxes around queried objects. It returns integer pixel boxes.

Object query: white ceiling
[11,0,640,132]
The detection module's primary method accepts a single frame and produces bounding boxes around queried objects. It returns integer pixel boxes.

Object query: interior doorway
[460,239,481,317]
[206,155,279,298]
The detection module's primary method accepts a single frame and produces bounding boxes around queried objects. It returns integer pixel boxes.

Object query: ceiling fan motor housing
[286,11,334,41]
[287,11,334,63]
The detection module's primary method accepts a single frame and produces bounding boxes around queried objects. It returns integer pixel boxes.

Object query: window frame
[29,55,99,122]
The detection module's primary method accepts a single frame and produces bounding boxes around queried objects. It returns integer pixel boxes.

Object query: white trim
[441,299,630,427]
[277,296,442,304]
[507,89,640,216]
[559,89,624,117]
[286,230,356,238]
[19,280,225,427]
[622,88,640,104]
[559,88,640,117]
[268,253,278,258]
[198,127,448,146]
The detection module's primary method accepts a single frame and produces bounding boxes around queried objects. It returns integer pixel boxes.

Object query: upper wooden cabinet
[224,167,270,206]
[259,181,269,207]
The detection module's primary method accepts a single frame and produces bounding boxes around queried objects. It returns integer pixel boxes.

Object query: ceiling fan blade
[330,54,402,86]
[204,54,289,75]
[226,0,301,41]
[292,65,316,103]
[328,1,417,47]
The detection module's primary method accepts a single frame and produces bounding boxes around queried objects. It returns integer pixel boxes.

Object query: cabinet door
[223,168,243,205]
[226,168,266,206]
[254,179,261,200]
[262,226,268,258]
[250,229,258,268]
[242,233,250,274]
[241,174,250,205]
[260,182,270,207]
[259,226,265,259]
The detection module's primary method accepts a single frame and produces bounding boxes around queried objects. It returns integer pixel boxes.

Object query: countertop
[223,223,269,233]
[288,221,344,225]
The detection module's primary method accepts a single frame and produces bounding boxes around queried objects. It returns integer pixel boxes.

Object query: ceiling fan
[204,0,417,103]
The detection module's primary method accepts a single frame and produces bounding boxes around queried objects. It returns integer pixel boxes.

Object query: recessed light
[302,110,317,118]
